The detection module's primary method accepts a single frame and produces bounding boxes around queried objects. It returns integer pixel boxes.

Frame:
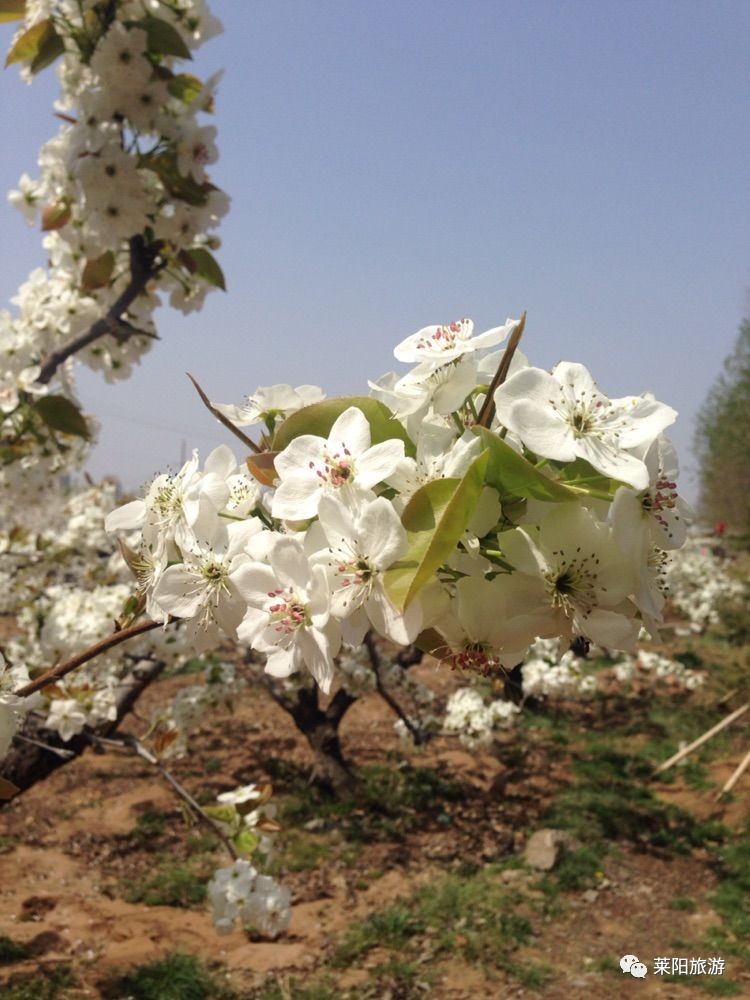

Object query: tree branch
[36,236,161,386]
[476,311,526,429]
[364,631,426,745]
[15,617,172,698]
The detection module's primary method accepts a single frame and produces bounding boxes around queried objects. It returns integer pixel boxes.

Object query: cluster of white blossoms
[443,687,519,749]
[1,0,226,494]
[612,649,704,691]
[666,538,745,634]
[521,639,598,699]
[204,783,290,937]
[207,860,292,938]
[105,315,691,702]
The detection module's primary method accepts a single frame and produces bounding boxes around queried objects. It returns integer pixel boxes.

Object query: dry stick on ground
[716,746,750,800]
[475,311,527,429]
[653,702,750,775]
[36,236,163,386]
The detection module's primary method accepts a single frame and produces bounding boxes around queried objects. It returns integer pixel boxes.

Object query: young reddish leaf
[0,778,19,801]
[41,200,71,231]
[246,452,278,487]
[0,1,27,24]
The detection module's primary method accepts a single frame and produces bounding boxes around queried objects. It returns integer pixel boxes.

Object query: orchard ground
[0,556,748,1000]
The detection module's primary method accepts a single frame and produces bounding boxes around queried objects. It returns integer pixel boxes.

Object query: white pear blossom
[494,362,677,489]
[213,384,325,428]
[394,317,516,365]
[611,435,692,552]
[235,536,341,692]
[311,494,421,645]
[499,503,642,650]
[272,406,404,520]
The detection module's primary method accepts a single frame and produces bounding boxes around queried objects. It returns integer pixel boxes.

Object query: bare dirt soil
[1,644,749,999]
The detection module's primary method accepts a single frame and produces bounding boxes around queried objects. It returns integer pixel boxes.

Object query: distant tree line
[694,317,750,534]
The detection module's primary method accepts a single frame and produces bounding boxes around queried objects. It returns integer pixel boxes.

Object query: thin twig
[653,702,749,775]
[716,746,750,800]
[186,373,262,454]
[97,734,238,860]
[36,236,161,385]
[15,617,171,698]
[363,631,426,745]
[14,734,76,760]
[476,311,527,429]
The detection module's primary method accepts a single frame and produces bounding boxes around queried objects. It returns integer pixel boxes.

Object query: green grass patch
[543,745,727,854]
[106,953,228,1000]
[2,965,75,1000]
[275,763,465,844]
[333,865,540,983]
[670,896,698,912]
[0,935,31,964]
[124,857,212,908]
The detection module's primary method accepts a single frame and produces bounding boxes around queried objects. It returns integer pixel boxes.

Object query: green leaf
[5,17,58,67]
[137,15,192,60]
[80,250,115,293]
[168,72,203,104]
[273,396,416,458]
[41,200,70,231]
[0,2,26,25]
[34,395,90,439]
[472,426,579,503]
[204,804,236,825]
[180,247,226,290]
[233,829,260,857]
[558,457,619,499]
[139,151,213,206]
[384,450,489,611]
[29,23,63,73]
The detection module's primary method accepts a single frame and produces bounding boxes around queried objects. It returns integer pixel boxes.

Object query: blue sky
[1,1,748,502]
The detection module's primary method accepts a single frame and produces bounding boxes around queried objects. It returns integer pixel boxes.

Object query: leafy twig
[36,236,162,385]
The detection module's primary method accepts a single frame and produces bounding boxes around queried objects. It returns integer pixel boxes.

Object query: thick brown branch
[36,236,160,386]
[15,617,171,698]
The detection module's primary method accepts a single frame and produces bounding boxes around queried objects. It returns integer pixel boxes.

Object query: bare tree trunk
[1,658,165,798]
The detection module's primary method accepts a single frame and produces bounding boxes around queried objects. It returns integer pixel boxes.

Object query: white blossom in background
[443,688,519,749]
